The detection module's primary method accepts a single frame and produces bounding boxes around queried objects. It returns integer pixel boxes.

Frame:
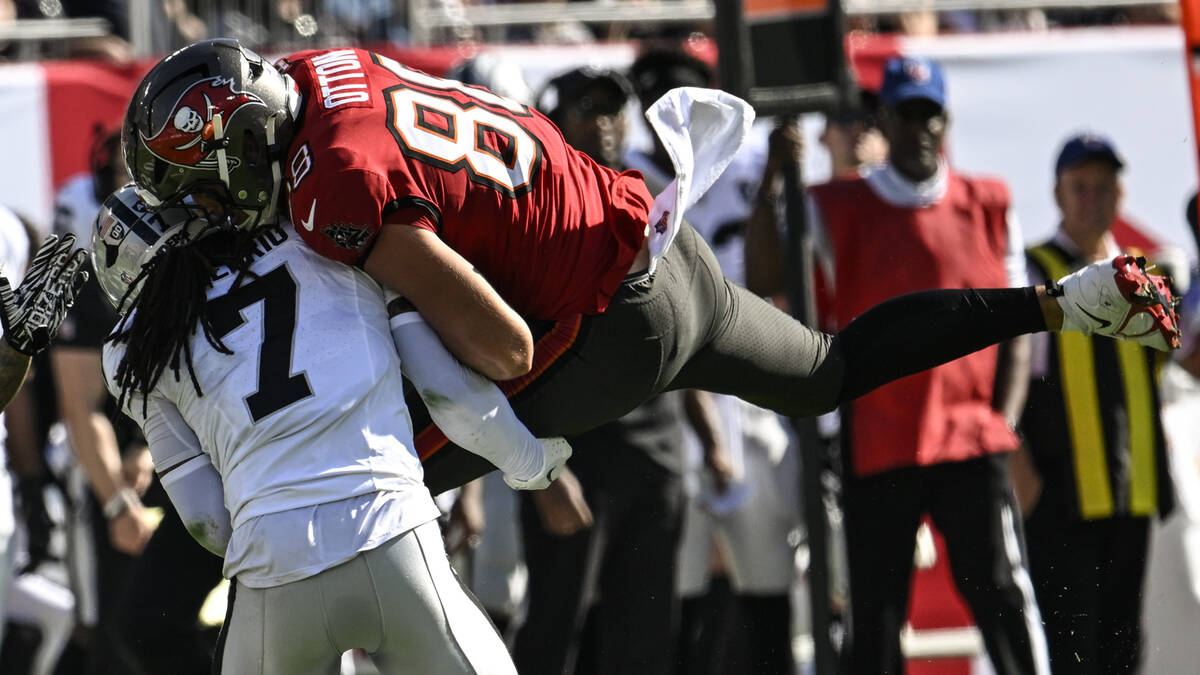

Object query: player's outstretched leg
[1049,254,1181,351]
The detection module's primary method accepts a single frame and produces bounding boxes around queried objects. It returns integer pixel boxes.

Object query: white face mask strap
[264,114,281,225]
[211,111,231,187]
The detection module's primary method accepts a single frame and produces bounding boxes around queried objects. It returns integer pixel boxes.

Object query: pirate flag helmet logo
[139,76,264,170]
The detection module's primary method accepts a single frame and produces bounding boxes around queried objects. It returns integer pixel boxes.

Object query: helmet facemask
[123,39,295,234]
[93,184,236,314]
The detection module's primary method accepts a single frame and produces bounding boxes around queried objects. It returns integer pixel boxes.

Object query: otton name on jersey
[310,49,369,109]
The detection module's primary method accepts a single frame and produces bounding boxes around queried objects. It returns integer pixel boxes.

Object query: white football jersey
[102,227,430,532]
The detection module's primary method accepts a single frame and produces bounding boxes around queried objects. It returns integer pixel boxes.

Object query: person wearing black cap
[1014,132,1174,674]
[538,66,634,172]
[625,47,801,675]
[515,64,710,675]
[804,56,1051,675]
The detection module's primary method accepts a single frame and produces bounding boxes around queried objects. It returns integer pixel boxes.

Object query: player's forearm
[6,383,41,478]
[682,389,724,456]
[392,316,544,481]
[53,349,129,503]
[159,455,231,556]
[992,335,1031,427]
[743,184,786,297]
[0,341,30,412]
[433,395,544,481]
[69,412,128,503]
[365,223,533,380]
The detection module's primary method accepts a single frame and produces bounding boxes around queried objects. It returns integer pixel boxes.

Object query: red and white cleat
[1051,254,1182,352]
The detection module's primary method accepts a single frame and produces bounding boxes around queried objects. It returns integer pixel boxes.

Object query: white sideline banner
[0,64,50,232]
[0,27,1192,256]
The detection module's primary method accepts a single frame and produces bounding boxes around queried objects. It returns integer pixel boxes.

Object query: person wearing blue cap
[1014,132,1174,674]
[806,55,1052,675]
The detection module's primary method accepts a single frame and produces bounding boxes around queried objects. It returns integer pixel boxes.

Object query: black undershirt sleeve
[834,287,1046,405]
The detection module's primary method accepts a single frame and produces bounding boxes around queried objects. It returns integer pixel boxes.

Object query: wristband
[102,487,139,520]
[1044,276,1064,298]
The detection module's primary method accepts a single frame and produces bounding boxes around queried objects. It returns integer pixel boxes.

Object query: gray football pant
[420,222,1046,494]
[220,520,515,675]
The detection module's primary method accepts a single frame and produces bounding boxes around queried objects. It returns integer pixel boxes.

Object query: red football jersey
[277,48,652,320]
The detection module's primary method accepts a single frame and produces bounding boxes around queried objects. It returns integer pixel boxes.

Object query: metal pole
[713,0,753,99]
[781,144,842,674]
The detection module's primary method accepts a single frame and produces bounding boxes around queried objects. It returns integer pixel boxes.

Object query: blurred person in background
[1013,133,1174,674]
[0,205,35,656]
[26,0,134,60]
[3,206,76,675]
[0,204,90,654]
[513,65,723,675]
[805,56,1048,675]
[51,126,153,561]
[819,90,886,181]
[623,47,800,675]
[1141,190,1200,675]
[3,365,77,675]
[50,126,224,674]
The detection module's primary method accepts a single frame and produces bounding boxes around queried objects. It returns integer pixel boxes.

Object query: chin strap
[262,114,282,227]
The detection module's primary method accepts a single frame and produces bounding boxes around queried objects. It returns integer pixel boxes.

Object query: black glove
[16,476,52,574]
[0,233,90,356]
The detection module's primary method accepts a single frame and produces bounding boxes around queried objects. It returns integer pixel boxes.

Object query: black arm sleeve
[834,287,1046,404]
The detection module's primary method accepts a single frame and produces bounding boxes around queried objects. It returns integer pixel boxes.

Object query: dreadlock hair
[108,228,259,416]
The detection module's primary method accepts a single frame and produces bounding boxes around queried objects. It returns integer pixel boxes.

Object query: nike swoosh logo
[300,199,317,231]
[1075,304,1111,329]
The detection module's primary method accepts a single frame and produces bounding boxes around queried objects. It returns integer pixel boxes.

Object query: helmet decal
[140,76,264,170]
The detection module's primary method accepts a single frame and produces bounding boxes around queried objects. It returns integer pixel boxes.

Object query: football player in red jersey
[120,39,1181,493]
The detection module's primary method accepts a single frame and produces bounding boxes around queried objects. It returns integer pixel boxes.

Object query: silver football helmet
[92,183,226,313]
[123,38,298,231]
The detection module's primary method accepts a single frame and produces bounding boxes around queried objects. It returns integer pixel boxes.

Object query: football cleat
[1050,254,1181,352]
[504,437,573,491]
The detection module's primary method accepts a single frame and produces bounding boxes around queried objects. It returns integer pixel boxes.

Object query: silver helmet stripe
[104,192,162,244]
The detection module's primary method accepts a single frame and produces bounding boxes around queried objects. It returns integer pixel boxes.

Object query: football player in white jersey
[94,185,568,674]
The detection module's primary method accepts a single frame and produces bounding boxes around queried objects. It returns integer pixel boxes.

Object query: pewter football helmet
[91,184,224,313]
[123,38,297,230]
